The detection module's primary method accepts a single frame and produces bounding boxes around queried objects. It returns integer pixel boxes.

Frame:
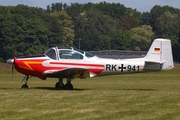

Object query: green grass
[0,63,180,120]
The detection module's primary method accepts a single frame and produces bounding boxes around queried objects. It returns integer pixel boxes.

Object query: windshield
[44,48,57,60]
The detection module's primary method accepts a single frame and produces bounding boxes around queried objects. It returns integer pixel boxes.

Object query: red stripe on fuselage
[50,62,104,67]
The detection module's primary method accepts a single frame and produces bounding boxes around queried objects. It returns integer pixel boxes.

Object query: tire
[21,84,29,89]
[64,83,73,90]
[55,82,64,90]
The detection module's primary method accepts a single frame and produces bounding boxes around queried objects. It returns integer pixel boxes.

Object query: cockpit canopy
[44,46,94,60]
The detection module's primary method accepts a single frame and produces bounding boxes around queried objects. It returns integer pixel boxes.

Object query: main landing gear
[55,77,74,90]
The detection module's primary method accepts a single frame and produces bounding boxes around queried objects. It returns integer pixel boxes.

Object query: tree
[66,3,84,17]
[21,18,49,55]
[155,11,180,62]
[0,5,64,61]
[73,10,116,50]
[96,2,126,18]
[50,3,63,12]
[125,8,142,25]
[130,25,154,51]
[118,15,138,30]
[149,5,179,30]
[154,11,180,44]
[111,30,132,50]
[50,11,74,46]
[0,14,24,59]
[142,12,150,25]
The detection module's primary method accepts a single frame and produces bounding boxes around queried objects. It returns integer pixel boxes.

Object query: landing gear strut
[21,75,29,89]
[55,77,74,90]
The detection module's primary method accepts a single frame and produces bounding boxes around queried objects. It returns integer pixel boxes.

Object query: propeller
[6,58,15,79]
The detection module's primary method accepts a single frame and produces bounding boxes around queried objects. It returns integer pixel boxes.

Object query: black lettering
[132,65,136,71]
[126,65,140,72]
[106,64,111,71]
[137,66,140,71]
[112,64,117,71]
[127,65,131,71]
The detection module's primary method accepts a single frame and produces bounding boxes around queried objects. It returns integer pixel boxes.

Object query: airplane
[6,38,174,90]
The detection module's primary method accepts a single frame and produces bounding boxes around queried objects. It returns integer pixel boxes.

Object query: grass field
[0,63,180,120]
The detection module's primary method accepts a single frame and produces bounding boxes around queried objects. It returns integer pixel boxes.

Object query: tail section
[144,38,174,70]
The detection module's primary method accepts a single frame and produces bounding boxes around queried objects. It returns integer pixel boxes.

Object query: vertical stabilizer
[145,38,174,70]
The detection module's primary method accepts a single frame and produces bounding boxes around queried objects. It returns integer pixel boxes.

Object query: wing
[42,68,90,78]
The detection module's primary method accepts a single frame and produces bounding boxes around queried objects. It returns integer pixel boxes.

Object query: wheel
[55,82,64,90]
[21,84,29,89]
[64,83,73,90]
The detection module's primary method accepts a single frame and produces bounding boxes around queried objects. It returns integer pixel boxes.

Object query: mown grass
[0,63,180,120]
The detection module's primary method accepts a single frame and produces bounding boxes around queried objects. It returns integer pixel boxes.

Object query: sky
[0,0,180,12]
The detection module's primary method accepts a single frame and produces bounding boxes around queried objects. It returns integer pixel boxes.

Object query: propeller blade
[12,64,14,79]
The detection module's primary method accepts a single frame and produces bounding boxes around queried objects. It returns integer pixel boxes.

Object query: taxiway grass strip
[0,64,180,120]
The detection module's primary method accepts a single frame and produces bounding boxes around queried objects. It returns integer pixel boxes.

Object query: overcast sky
[0,0,179,12]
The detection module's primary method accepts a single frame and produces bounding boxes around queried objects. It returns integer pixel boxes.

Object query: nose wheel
[21,84,29,89]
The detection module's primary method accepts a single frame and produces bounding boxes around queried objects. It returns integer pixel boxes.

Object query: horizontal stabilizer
[144,61,163,71]
[145,60,164,64]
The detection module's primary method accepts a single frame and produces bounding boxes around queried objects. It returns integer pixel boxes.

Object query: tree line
[0,2,180,62]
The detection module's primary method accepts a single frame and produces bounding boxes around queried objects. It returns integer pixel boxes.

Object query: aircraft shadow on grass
[33,87,155,91]
[0,87,155,91]
[33,87,85,91]
[118,88,156,91]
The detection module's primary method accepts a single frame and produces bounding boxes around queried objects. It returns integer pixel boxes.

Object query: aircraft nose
[6,58,14,64]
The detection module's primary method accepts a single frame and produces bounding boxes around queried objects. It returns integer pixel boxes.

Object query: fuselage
[14,54,146,80]
[11,41,174,81]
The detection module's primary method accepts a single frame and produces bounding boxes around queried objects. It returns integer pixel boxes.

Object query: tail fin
[144,38,174,70]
